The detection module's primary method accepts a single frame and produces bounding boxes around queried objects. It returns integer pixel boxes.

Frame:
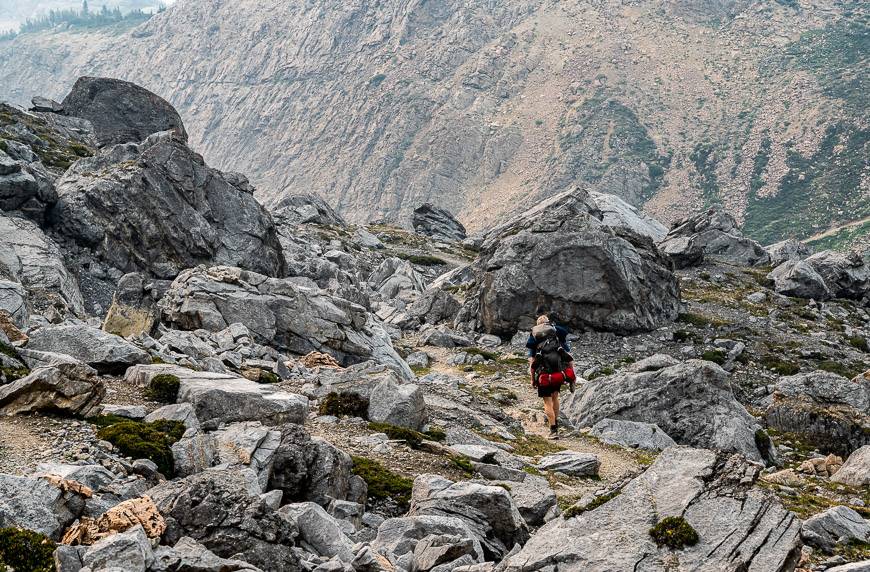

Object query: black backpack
[531,324,564,374]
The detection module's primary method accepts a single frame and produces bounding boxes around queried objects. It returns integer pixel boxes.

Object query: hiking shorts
[537,383,561,398]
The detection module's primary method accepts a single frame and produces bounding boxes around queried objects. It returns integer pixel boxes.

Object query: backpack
[531,324,564,375]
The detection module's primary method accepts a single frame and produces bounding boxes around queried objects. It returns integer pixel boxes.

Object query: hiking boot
[548,425,559,440]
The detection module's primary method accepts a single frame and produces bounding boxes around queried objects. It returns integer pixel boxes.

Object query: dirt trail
[804,215,870,242]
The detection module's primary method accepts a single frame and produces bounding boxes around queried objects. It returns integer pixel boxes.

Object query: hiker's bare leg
[552,391,560,423]
[542,396,556,426]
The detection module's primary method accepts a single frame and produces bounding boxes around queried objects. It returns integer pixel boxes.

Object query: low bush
[759,356,800,375]
[96,419,185,477]
[351,456,413,509]
[649,516,699,549]
[368,422,425,448]
[450,455,474,474]
[425,425,447,442]
[319,391,369,418]
[817,360,862,378]
[0,527,55,572]
[849,336,869,353]
[143,373,180,403]
[701,349,728,365]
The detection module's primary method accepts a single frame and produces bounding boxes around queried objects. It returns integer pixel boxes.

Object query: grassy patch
[701,349,728,365]
[450,455,474,474]
[143,374,180,403]
[817,360,866,379]
[677,312,729,328]
[0,527,55,572]
[319,391,369,418]
[848,336,869,353]
[351,456,413,510]
[466,347,500,361]
[562,490,621,519]
[759,355,800,375]
[487,433,564,457]
[649,516,699,549]
[95,419,185,477]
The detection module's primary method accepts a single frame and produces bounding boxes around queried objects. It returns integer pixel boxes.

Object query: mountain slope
[0,0,866,241]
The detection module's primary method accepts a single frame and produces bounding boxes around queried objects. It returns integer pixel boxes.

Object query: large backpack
[531,323,564,375]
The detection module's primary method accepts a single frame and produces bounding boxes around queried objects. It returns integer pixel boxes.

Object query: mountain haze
[0,0,866,243]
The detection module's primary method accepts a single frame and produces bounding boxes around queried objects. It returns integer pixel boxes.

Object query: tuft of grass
[0,527,55,572]
[368,422,425,449]
[649,516,699,549]
[848,336,869,353]
[466,347,499,361]
[425,425,446,442]
[95,419,185,477]
[488,433,564,457]
[450,455,474,474]
[701,349,728,365]
[143,374,180,403]
[673,330,693,343]
[677,312,729,328]
[817,360,866,379]
[562,490,621,519]
[759,355,800,375]
[351,456,413,510]
[319,391,369,418]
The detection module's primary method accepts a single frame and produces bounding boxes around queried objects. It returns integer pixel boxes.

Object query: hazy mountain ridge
[0,0,866,243]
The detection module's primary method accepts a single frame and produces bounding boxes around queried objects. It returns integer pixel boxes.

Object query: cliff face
[1,0,865,243]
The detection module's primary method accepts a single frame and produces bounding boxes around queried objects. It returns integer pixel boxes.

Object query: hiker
[527,313,576,439]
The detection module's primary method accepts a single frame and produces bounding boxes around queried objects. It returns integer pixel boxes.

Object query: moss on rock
[649,516,699,549]
[143,373,180,403]
[319,391,369,418]
[95,419,185,477]
[351,456,413,510]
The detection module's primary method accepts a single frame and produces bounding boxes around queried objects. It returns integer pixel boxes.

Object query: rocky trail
[0,78,869,572]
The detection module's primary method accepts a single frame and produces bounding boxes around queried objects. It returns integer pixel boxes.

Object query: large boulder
[126,364,308,430]
[271,193,346,226]
[805,250,870,300]
[587,191,668,242]
[0,210,85,316]
[832,445,870,486]
[588,418,676,451]
[148,468,300,571]
[765,370,870,456]
[61,76,188,146]
[158,266,412,378]
[101,272,161,337]
[801,506,870,553]
[278,502,355,562]
[151,536,264,572]
[367,377,426,431]
[0,361,104,416]
[564,360,776,463]
[0,474,86,539]
[50,133,284,280]
[503,447,802,571]
[658,205,770,268]
[26,323,149,373]
[267,423,355,507]
[766,239,812,266]
[372,515,485,569]
[455,189,681,335]
[407,289,461,326]
[409,474,529,560]
[535,451,599,477]
[768,259,832,300]
[412,203,467,242]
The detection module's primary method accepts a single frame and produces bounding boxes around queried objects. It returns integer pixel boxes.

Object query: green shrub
[425,426,447,442]
[649,516,699,549]
[760,356,800,375]
[818,360,857,378]
[677,312,728,328]
[96,419,185,477]
[450,455,474,474]
[466,347,500,361]
[351,456,413,509]
[319,391,369,418]
[143,374,180,403]
[0,527,55,572]
[673,330,692,343]
[848,336,869,353]
[701,349,728,365]
[256,370,280,384]
[368,422,428,449]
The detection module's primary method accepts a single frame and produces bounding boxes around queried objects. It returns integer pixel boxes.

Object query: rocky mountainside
[0,0,866,247]
[1,76,870,571]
